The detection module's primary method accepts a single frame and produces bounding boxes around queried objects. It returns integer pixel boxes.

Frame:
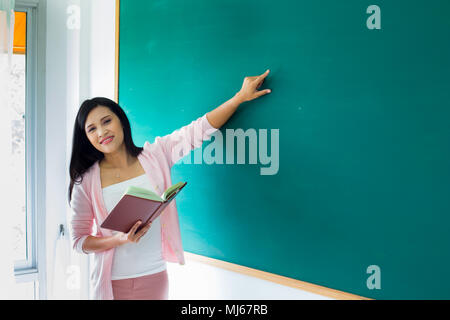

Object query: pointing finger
[257,69,270,82]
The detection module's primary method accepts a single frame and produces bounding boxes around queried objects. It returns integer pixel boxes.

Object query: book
[100,181,187,233]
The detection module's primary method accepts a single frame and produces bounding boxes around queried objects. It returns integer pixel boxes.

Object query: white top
[102,173,167,280]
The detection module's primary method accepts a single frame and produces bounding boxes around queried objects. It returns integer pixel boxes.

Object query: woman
[68,70,271,300]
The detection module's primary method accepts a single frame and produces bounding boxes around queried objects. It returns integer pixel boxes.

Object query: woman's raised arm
[206,69,271,129]
[154,69,272,168]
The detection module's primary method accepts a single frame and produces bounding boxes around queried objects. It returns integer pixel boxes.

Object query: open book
[100,181,187,233]
[126,181,187,202]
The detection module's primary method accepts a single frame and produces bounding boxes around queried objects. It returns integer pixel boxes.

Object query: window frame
[13,3,37,276]
[13,0,46,301]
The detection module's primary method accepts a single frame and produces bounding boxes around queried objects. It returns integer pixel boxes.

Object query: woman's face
[84,106,124,154]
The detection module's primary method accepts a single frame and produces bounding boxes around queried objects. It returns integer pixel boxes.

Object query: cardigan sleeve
[69,181,94,254]
[154,113,219,168]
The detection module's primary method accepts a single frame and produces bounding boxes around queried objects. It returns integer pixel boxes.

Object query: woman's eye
[87,119,110,133]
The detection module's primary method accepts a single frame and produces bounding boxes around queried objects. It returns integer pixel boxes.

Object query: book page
[125,185,163,202]
[162,182,185,201]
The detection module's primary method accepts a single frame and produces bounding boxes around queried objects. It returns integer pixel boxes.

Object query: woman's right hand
[115,220,152,245]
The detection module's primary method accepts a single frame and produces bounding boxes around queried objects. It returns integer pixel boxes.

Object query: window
[11,10,28,267]
[11,0,43,299]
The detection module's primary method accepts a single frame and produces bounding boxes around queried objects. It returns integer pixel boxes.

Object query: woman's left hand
[235,69,272,103]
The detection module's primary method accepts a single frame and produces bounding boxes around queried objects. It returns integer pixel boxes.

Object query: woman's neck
[100,145,135,170]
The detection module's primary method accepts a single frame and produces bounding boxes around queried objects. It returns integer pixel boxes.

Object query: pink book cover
[100,182,187,233]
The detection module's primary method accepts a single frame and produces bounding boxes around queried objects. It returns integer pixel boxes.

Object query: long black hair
[68,97,143,205]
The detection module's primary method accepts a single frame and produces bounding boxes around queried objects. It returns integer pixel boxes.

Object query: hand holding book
[115,220,152,245]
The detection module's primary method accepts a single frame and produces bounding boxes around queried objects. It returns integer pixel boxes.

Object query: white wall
[43,0,117,300]
[42,0,331,300]
[167,258,332,300]
[45,0,90,299]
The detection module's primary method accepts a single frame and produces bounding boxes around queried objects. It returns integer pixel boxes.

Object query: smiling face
[84,105,125,154]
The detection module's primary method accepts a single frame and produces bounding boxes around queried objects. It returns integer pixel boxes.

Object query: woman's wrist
[82,234,125,254]
[113,232,128,247]
[233,92,246,105]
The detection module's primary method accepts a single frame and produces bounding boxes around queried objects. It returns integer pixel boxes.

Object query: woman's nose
[98,128,108,139]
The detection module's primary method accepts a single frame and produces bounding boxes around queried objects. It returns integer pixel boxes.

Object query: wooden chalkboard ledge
[184,251,372,300]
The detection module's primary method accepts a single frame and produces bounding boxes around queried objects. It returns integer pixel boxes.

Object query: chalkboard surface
[118,0,450,299]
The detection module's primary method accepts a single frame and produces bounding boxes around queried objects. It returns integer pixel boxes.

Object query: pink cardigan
[69,113,218,299]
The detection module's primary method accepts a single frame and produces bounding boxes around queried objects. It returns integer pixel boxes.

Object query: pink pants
[111,270,169,300]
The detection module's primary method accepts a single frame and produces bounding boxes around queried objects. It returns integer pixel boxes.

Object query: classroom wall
[41,0,119,299]
[167,257,332,300]
[44,0,90,299]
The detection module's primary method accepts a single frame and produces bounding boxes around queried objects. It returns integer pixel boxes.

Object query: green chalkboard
[118,0,450,299]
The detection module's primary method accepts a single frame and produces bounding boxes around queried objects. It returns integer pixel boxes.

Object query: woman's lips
[101,136,114,145]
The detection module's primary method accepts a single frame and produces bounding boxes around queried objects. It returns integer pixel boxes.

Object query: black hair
[68,97,143,205]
